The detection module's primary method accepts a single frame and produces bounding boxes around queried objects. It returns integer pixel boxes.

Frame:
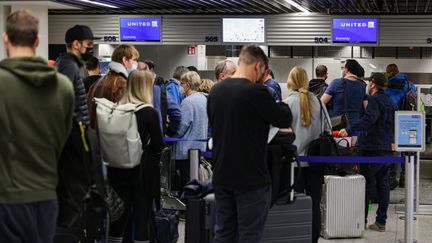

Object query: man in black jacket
[55,25,104,242]
[208,45,293,243]
[309,64,328,98]
[57,25,95,127]
[339,72,397,232]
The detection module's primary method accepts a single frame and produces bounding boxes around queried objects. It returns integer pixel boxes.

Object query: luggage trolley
[160,146,186,211]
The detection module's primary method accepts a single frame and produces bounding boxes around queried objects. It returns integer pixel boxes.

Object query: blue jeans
[213,186,271,243]
[0,200,58,243]
[360,163,391,225]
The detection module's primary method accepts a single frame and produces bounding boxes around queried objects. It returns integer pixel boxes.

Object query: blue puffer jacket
[385,74,417,110]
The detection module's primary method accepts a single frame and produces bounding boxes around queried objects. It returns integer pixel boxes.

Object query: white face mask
[127,63,138,74]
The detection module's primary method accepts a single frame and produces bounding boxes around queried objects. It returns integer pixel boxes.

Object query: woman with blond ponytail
[283,66,331,243]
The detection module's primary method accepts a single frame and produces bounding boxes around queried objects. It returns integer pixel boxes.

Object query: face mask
[127,63,138,74]
[81,47,94,62]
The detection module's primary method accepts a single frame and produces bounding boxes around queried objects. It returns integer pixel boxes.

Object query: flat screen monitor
[120,18,161,41]
[332,18,378,43]
[222,18,265,43]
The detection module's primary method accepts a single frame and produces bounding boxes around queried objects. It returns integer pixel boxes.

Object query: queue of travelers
[1,9,417,243]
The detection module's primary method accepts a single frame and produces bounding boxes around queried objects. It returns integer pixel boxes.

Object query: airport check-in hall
[1,0,432,243]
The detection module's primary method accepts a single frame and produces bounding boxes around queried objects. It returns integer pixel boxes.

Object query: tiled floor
[177,204,432,243]
[177,178,432,243]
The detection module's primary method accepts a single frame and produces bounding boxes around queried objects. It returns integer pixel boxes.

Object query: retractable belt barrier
[164,138,405,163]
[163,137,208,143]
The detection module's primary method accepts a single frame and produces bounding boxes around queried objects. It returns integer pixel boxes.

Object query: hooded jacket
[385,73,417,109]
[0,57,74,203]
[309,78,328,98]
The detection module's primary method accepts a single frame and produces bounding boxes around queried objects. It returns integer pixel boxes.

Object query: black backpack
[55,118,107,243]
[401,81,417,111]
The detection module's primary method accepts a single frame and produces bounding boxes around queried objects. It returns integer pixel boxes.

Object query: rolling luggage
[185,193,215,243]
[263,140,313,243]
[321,174,365,239]
[262,193,313,243]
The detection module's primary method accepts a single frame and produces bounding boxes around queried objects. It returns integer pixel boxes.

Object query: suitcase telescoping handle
[289,155,302,202]
[279,144,302,203]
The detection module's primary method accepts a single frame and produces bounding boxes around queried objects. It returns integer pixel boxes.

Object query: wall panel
[379,16,432,47]
[49,14,432,47]
[49,15,119,44]
[266,14,331,46]
[162,15,221,45]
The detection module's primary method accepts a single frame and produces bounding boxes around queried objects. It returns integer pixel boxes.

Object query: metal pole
[189,149,200,181]
[415,152,420,213]
[404,154,415,243]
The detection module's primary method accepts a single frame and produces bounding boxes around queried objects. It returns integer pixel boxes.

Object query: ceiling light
[284,0,310,13]
[369,63,377,69]
[78,0,119,8]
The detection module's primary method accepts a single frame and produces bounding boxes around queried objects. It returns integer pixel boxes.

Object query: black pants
[294,167,324,243]
[107,166,153,241]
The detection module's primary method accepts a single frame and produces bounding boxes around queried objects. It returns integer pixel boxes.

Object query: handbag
[306,97,357,175]
[306,97,339,171]
[333,138,358,174]
[199,157,213,181]
[331,78,350,130]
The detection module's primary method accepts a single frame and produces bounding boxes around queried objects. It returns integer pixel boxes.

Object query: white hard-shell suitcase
[321,174,365,239]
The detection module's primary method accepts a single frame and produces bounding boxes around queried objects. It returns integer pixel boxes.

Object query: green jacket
[0,57,74,204]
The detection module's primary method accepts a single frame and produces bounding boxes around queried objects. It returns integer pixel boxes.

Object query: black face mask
[81,47,94,61]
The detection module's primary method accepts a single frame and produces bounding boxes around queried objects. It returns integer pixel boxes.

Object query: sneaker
[368,222,385,232]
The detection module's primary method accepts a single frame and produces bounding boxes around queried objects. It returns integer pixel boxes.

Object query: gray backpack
[94,98,152,168]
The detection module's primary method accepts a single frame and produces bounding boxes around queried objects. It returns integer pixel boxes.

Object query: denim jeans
[360,163,391,225]
[0,200,58,243]
[213,186,272,243]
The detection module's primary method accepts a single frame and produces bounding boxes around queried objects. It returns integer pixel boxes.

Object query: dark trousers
[108,166,153,241]
[360,162,391,225]
[213,186,271,243]
[0,200,58,243]
[175,159,190,192]
[294,167,324,243]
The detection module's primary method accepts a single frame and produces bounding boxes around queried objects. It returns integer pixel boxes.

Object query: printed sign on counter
[395,111,425,152]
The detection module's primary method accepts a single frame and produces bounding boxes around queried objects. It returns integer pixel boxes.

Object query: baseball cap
[65,25,96,43]
[366,72,387,87]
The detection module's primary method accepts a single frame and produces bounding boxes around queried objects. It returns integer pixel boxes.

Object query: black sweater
[208,78,293,190]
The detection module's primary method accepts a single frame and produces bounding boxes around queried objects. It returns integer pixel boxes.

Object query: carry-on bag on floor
[185,193,215,243]
[263,138,313,243]
[155,209,180,243]
[321,174,365,239]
